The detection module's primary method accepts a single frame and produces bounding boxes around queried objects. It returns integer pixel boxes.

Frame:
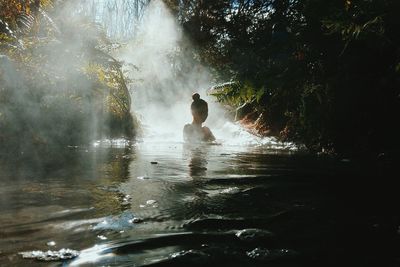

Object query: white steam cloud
[116,0,225,142]
[113,0,289,148]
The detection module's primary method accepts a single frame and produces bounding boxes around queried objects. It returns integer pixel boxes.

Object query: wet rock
[246,247,298,262]
[235,228,274,242]
[19,248,79,261]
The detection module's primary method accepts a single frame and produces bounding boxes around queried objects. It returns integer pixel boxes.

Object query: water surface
[0,137,398,266]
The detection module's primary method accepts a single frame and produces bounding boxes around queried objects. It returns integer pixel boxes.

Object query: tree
[164,0,400,155]
[0,0,137,155]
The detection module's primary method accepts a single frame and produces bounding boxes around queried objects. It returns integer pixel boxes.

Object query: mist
[0,0,288,157]
[0,0,136,157]
[116,0,209,141]
[116,0,273,146]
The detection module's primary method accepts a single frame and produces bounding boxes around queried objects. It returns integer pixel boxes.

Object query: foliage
[209,81,264,107]
[0,0,137,153]
[165,0,400,155]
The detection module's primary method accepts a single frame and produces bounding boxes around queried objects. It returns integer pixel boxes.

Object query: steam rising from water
[114,0,294,149]
[116,0,208,141]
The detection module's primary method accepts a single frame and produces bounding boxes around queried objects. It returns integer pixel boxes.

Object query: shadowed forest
[165,0,400,156]
[1,0,400,155]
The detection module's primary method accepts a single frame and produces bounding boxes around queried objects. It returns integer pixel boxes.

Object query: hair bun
[192,93,200,101]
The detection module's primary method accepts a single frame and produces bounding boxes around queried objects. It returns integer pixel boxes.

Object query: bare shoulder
[202,126,216,141]
[202,126,211,133]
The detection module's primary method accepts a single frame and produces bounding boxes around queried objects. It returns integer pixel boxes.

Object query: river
[0,133,399,266]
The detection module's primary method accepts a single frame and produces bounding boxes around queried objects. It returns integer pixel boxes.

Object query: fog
[0,0,134,155]
[115,0,205,140]
[115,0,273,145]
[0,0,288,154]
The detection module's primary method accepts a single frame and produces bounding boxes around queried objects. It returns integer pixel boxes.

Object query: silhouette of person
[183,93,215,142]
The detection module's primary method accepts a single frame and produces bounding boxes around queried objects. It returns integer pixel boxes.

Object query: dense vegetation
[0,0,137,154]
[165,0,400,155]
[2,0,399,156]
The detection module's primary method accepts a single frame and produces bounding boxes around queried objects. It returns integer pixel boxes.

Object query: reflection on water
[185,144,209,177]
[0,138,398,266]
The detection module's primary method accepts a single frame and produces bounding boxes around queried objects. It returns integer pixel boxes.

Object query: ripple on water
[235,228,275,242]
[219,187,241,194]
[168,249,211,264]
[19,248,79,261]
[92,211,142,231]
[246,248,299,262]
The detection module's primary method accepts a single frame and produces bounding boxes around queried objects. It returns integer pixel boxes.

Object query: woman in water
[183,93,215,142]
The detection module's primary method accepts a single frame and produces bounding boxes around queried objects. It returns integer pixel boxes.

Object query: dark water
[0,140,399,266]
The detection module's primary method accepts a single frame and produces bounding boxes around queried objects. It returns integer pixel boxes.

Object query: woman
[183,93,215,142]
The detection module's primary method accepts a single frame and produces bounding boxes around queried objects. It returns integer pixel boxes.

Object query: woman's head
[191,93,208,124]
[192,93,200,101]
